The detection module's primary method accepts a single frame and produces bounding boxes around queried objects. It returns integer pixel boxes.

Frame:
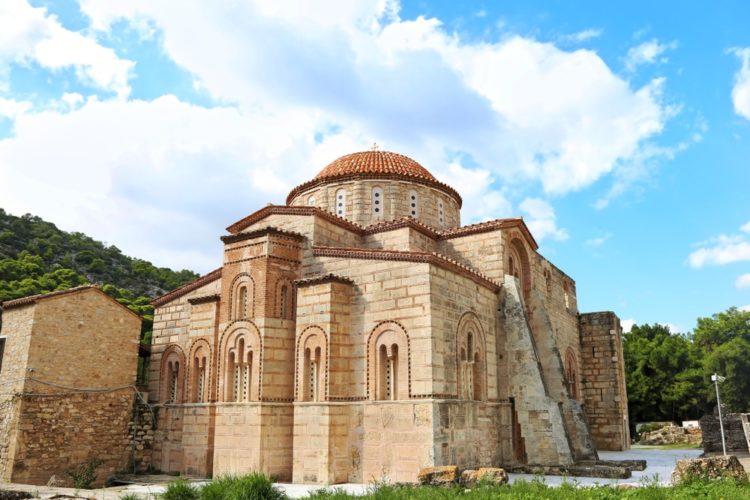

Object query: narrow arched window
[372,187,384,220]
[438,200,445,226]
[198,358,206,402]
[378,344,389,400]
[390,344,399,401]
[564,281,570,310]
[308,195,316,206]
[169,361,179,403]
[544,269,552,295]
[280,285,288,319]
[238,286,248,319]
[408,190,418,217]
[335,189,346,217]
[473,352,481,401]
[191,354,207,403]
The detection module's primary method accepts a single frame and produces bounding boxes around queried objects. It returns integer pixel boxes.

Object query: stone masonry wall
[290,179,461,230]
[9,390,133,487]
[579,312,630,451]
[699,410,750,453]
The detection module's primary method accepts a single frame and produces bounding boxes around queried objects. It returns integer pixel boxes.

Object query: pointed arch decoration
[217,320,263,402]
[366,321,411,400]
[186,338,211,403]
[456,312,487,401]
[160,344,186,404]
[294,325,328,402]
[229,272,255,320]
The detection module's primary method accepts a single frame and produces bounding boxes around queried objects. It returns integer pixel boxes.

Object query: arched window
[160,347,185,404]
[335,189,346,217]
[238,286,248,319]
[230,274,254,320]
[367,322,409,401]
[408,190,418,217]
[297,327,327,402]
[544,269,552,295]
[438,200,445,226]
[308,195,316,206]
[378,344,400,400]
[372,187,384,220]
[566,348,579,399]
[222,326,260,402]
[563,281,570,310]
[190,343,209,403]
[457,314,485,401]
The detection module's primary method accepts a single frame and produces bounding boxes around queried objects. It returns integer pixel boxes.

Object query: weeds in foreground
[161,473,286,500]
[65,459,102,489]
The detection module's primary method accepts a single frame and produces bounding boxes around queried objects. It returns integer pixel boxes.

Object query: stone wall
[7,390,133,486]
[579,312,630,451]
[289,179,461,230]
[699,409,750,453]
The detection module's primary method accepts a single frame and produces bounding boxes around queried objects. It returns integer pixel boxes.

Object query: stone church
[149,149,629,484]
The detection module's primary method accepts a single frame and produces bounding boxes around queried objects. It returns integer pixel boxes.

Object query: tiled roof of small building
[314,150,436,181]
[1,284,142,319]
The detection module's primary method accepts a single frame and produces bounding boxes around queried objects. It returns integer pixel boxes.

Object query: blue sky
[1,0,749,333]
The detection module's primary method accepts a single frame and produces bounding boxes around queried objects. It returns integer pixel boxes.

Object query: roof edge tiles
[1,284,142,320]
[286,171,462,207]
[311,246,500,292]
[151,268,222,307]
[294,274,355,288]
[220,226,306,244]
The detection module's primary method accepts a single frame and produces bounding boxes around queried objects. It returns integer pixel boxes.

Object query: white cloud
[621,319,635,333]
[689,234,750,268]
[625,38,678,72]
[561,29,603,43]
[741,305,750,312]
[730,48,750,120]
[586,233,612,247]
[0,1,133,97]
[736,273,750,289]
[688,221,750,269]
[665,322,683,334]
[0,0,679,270]
[518,198,568,242]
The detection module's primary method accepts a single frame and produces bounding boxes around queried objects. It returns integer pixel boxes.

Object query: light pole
[711,373,727,456]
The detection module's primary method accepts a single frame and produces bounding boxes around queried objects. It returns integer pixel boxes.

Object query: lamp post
[711,373,727,456]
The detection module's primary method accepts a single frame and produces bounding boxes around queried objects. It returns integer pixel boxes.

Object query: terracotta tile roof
[187,294,221,305]
[1,284,142,320]
[151,268,222,307]
[294,274,354,287]
[311,246,501,292]
[315,150,436,180]
[286,150,462,207]
[225,205,538,250]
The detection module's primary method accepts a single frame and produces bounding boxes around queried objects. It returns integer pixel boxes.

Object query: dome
[314,150,437,181]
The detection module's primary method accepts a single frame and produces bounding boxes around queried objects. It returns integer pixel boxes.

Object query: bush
[199,473,286,500]
[66,459,102,489]
[161,479,200,500]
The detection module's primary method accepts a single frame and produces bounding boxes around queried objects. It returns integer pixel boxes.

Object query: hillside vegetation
[0,208,199,335]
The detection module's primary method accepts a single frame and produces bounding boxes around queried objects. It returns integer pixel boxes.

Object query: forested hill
[0,208,199,331]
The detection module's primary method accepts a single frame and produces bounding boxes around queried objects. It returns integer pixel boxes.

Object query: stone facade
[0,286,142,486]
[699,409,750,453]
[148,149,629,483]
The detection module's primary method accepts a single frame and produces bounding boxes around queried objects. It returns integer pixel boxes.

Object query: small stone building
[0,285,141,486]
[149,149,630,484]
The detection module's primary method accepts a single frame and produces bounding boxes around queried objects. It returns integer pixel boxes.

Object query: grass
[158,474,750,500]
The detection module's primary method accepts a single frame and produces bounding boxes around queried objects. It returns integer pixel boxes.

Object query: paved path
[0,447,715,499]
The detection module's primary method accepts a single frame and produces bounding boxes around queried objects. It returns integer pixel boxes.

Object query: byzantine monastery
[147,149,629,484]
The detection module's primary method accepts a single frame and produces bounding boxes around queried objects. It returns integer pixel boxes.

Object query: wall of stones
[579,312,630,451]
[290,179,461,230]
[699,410,750,453]
[27,291,141,392]
[8,390,133,487]
[0,305,34,396]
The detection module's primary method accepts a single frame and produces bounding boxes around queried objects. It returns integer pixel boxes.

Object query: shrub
[161,479,199,500]
[65,459,102,489]
[199,473,287,500]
